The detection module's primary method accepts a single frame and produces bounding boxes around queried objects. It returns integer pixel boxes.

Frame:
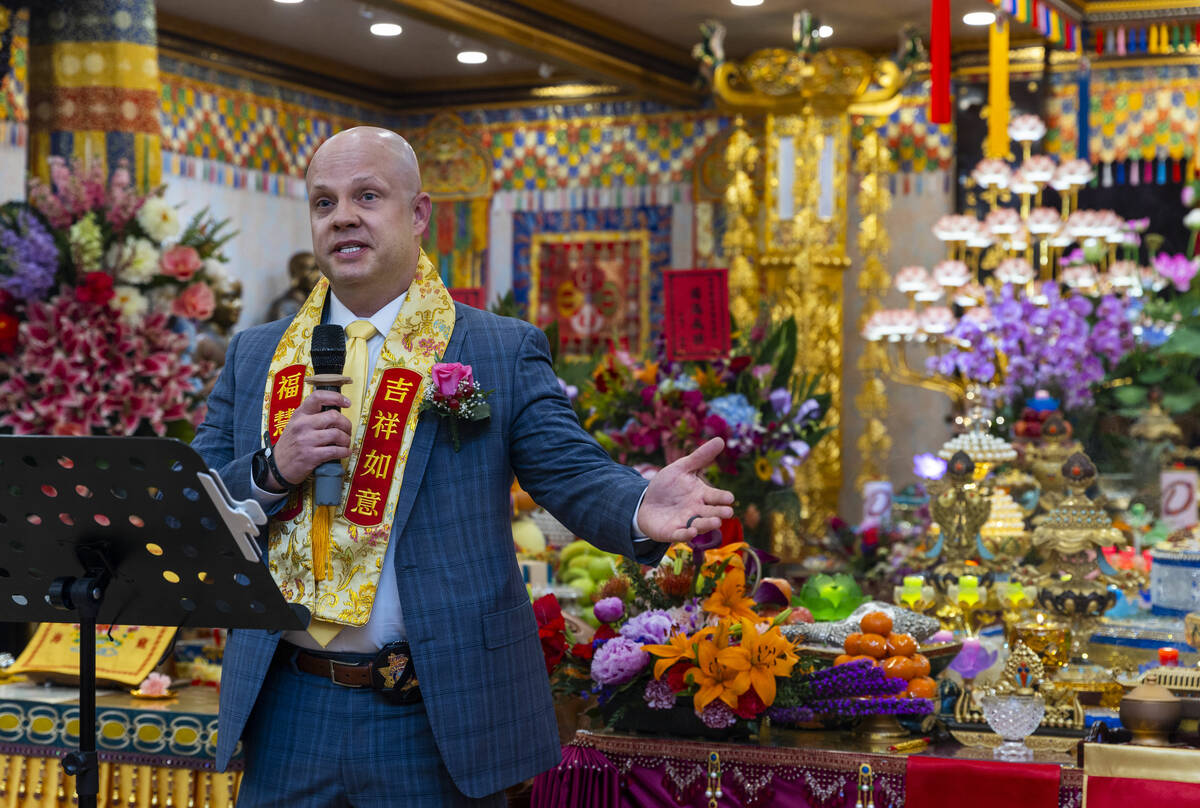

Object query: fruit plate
[799,641,963,678]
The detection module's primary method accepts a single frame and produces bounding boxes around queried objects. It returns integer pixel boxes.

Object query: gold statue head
[287,251,321,293]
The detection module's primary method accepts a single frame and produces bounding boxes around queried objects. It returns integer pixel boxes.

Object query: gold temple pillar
[706,32,909,558]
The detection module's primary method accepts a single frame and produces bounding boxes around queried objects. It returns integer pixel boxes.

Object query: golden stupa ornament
[1024,414,1083,510]
[1129,392,1183,444]
[994,641,1045,696]
[1032,453,1125,657]
[696,11,915,116]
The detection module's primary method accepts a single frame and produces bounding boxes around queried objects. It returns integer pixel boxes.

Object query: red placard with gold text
[449,287,485,309]
[664,268,730,361]
[343,367,423,526]
[269,363,306,521]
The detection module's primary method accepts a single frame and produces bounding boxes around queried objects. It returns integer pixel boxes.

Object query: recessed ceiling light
[963,11,996,26]
[730,0,763,6]
[457,50,488,64]
[370,22,402,36]
[273,0,304,4]
[818,24,833,37]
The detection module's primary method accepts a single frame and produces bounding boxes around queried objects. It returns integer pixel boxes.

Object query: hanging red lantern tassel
[930,0,951,124]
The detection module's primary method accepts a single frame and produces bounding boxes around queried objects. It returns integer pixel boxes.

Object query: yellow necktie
[342,319,378,430]
[308,319,377,648]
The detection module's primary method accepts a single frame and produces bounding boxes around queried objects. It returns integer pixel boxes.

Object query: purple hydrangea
[699,699,737,728]
[593,597,624,624]
[643,678,677,710]
[590,637,649,686]
[0,209,59,302]
[619,609,674,644]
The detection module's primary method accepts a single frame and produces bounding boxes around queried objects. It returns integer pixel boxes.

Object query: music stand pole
[49,551,112,808]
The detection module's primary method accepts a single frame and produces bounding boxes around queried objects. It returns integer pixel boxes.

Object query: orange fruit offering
[909,653,931,678]
[843,632,864,656]
[906,676,937,699]
[834,654,854,666]
[858,633,888,659]
[860,611,893,636]
[880,655,916,681]
[885,632,917,658]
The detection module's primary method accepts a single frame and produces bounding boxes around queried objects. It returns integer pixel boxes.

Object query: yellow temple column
[26,0,161,190]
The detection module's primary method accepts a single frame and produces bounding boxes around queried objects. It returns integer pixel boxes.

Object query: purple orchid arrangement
[927,283,1133,409]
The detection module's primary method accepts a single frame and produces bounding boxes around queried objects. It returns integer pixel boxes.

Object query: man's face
[306,134,430,310]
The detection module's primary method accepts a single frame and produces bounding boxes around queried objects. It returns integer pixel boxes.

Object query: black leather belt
[284,641,421,704]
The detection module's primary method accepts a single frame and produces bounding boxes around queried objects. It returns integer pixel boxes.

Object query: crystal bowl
[980,692,1045,760]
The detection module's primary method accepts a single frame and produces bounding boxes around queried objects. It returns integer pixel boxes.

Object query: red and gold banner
[663,268,730,361]
[269,363,306,521]
[344,368,421,527]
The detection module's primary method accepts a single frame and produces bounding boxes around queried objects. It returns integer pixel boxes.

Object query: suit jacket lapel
[387,306,465,545]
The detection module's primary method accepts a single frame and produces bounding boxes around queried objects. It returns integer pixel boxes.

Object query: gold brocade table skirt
[0,755,241,808]
[0,682,241,807]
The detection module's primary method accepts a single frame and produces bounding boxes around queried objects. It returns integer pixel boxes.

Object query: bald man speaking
[191,127,733,806]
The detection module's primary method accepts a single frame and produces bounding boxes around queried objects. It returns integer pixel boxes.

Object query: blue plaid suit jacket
[192,304,655,797]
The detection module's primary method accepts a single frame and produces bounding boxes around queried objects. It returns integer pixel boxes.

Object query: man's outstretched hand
[635,437,735,543]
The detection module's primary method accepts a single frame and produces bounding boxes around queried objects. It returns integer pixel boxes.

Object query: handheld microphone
[310,324,348,506]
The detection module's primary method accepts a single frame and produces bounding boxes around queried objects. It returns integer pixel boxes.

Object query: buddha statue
[266,251,321,322]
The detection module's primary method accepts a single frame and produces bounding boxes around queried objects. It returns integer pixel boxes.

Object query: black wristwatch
[252,444,293,493]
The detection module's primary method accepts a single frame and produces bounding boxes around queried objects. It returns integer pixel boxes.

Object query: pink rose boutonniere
[421,362,492,451]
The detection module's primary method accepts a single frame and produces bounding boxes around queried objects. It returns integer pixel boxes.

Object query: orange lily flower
[689,634,750,712]
[702,541,747,575]
[633,361,659,386]
[718,621,799,706]
[642,630,703,680]
[702,567,759,623]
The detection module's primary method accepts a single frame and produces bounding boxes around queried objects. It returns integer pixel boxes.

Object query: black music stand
[0,436,308,808]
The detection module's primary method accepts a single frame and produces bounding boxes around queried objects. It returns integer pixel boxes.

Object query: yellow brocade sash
[261,251,455,627]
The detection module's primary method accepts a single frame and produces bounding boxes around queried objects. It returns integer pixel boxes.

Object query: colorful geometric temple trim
[1051,62,1200,165]
[852,80,955,174]
[4,26,1197,192]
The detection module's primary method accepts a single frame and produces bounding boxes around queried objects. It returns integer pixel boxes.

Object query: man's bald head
[307,126,422,192]
[304,126,433,317]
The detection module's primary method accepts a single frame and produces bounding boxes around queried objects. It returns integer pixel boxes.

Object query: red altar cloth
[1085,775,1200,808]
[905,756,1061,808]
[530,732,1082,808]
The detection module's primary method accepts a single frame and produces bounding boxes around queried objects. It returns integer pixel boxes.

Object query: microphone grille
[311,324,346,375]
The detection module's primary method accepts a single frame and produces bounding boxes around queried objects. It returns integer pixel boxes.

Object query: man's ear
[413,192,432,237]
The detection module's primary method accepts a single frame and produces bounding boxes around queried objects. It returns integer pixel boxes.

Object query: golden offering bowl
[1013,619,1071,673]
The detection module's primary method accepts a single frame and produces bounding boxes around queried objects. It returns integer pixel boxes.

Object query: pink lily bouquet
[0,158,237,436]
[421,362,491,451]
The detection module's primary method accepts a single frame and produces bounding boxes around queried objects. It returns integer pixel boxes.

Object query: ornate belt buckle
[372,641,421,704]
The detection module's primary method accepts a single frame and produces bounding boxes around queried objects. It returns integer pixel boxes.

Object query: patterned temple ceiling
[154,0,1200,108]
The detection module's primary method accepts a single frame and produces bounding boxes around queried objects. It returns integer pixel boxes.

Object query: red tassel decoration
[930,0,951,124]
[1095,29,1104,55]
